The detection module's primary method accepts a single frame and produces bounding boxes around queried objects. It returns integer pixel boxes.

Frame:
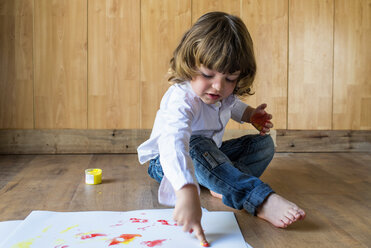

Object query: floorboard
[0,153,370,247]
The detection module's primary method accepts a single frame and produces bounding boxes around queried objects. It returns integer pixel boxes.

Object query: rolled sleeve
[231,99,248,123]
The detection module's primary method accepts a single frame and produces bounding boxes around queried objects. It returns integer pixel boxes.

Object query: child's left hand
[250,103,273,135]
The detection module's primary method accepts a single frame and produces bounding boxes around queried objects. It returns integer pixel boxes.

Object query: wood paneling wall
[34,0,87,129]
[333,0,371,130]
[141,0,191,129]
[88,0,140,129]
[0,0,370,130]
[0,0,33,128]
[288,0,334,130]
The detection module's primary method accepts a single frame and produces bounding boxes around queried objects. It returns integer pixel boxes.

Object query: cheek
[225,83,237,95]
[192,78,209,92]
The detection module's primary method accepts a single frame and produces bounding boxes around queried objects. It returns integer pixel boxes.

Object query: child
[138,11,305,244]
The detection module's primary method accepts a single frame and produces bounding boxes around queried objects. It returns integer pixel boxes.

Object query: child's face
[190,65,239,104]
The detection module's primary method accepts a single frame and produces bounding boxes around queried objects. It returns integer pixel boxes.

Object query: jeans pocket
[201,150,228,169]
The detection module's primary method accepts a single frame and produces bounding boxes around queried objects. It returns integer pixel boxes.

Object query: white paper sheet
[1,209,249,248]
[0,220,23,246]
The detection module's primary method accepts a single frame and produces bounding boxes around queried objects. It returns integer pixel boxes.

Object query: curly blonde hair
[168,12,256,96]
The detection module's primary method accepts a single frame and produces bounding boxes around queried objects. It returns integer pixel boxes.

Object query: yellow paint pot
[85,168,102,185]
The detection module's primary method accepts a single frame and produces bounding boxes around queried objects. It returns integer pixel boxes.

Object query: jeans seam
[202,162,254,198]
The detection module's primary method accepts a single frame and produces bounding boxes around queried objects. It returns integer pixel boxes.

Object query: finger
[258,103,267,110]
[182,223,191,233]
[261,127,270,133]
[265,121,273,128]
[264,123,273,129]
[194,223,208,245]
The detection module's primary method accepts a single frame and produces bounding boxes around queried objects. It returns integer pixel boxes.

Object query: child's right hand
[174,184,208,245]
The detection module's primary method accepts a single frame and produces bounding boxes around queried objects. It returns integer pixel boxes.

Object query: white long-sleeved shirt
[137,82,248,206]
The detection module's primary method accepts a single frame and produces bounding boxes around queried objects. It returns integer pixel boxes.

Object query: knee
[264,135,275,158]
[255,135,275,163]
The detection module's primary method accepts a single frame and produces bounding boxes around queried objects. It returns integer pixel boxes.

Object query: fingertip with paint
[201,241,210,247]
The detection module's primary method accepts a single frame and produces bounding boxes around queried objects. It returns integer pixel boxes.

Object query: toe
[298,210,306,220]
[282,216,292,226]
[279,220,288,228]
[286,211,297,222]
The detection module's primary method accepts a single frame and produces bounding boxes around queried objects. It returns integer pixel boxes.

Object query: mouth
[206,93,220,100]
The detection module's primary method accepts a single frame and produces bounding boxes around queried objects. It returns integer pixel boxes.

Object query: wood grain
[240,0,288,130]
[1,0,370,131]
[0,153,370,247]
[34,0,87,128]
[333,0,371,130]
[288,0,334,129]
[191,0,240,23]
[88,0,140,129]
[275,129,371,152]
[140,0,191,128]
[2,129,371,154]
[0,0,33,128]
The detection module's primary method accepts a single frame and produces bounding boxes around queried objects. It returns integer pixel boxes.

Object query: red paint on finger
[201,241,210,247]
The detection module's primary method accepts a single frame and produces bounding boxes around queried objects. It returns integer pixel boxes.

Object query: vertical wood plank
[34,0,87,128]
[241,0,288,130]
[288,0,334,130]
[192,0,240,23]
[141,0,191,128]
[333,0,371,130]
[0,0,34,128]
[88,0,140,129]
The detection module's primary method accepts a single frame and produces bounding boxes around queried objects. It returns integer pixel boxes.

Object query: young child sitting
[138,11,306,244]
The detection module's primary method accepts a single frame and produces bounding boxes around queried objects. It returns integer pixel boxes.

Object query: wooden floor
[0,153,370,247]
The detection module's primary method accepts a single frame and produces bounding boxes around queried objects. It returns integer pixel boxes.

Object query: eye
[226,78,237,83]
[201,73,213,79]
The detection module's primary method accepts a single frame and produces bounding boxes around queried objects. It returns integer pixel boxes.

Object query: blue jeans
[148,134,275,215]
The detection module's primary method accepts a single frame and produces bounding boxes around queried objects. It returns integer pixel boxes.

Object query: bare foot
[257,193,306,228]
[209,190,223,199]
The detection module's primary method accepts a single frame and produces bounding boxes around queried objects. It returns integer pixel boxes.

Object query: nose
[212,76,224,91]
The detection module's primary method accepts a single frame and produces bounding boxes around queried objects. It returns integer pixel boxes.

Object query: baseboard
[0,129,370,154]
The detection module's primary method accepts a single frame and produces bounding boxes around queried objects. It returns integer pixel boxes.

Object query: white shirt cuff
[158,176,200,206]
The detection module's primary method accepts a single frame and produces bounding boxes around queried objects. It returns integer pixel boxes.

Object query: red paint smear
[109,234,142,246]
[157,220,177,226]
[80,233,107,240]
[130,218,148,223]
[54,245,69,248]
[141,239,167,247]
[138,225,151,231]
[111,220,124,227]
[110,223,123,227]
